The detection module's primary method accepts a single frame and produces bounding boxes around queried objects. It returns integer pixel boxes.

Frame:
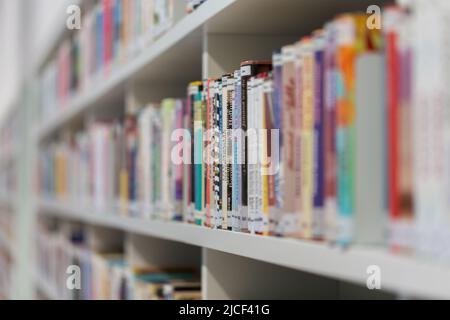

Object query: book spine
[324,23,338,243]
[335,16,356,245]
[232,70,242,232]
[184,87,192,223]
[161,99,176,220]
[138,108,152,217]
[299,39,314,240]
[221,75,229,230]
[174,100,184,220]
[386,17,400,227]
[152,112,162,218]
[280,46,301,237]
[213,80,223,228]
[254,75,265,235]
[247,76,256,233]
[193,84,204,226]
[240,66,250,232]
[272,53,283,235]
[226,77,234,231]
[206,80,216,228]
[313,36,325,240]
[103,0,112,70]
[398,17,414,249]
[262,77,274,236]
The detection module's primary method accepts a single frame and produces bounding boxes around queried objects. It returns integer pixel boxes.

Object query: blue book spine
[272,52,283,214]
[313,48,325,239]
[96,8,104,71]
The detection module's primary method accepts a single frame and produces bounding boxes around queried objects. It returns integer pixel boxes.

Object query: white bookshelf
[38,198,450,299]
[30,0,450,300]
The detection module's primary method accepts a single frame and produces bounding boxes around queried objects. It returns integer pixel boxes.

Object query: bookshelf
[20,0,450,300]
[37,198,450,299]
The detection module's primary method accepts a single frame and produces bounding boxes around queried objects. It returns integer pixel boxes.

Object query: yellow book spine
[120,169,129,215]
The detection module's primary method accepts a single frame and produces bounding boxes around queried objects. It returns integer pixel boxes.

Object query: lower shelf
[37,198,450,299]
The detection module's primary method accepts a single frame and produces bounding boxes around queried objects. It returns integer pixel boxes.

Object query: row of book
[38,98,186,219]
[36,220,201,300]
[39,0,185,123]
[38,2,450,257]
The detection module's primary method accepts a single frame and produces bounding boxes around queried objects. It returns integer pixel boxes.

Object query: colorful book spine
[191,82,204,225]
[313,32,326,240]
[96,4,104,73]
[183,85,193,223]
[103,0,113,72]
[231,70,242,232]
[205,79,216,228]
[271,52,283,235]
[161,99,176,220]
[280,46,301,237]
[299,38,314,239]
[240,60,272,232]
[174,100,185,220]
[397,11,414,249]
[213,80,223,228]
[324,22,338,243]
[247,76,257,233]
[384,6,415,250]
[152,110,162,218]
[125,104,139,215]
[221,74,234,230]
[261,75,275,236]
[335,15,357,245]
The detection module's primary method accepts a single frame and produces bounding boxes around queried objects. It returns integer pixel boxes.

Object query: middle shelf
[38,197,450,299]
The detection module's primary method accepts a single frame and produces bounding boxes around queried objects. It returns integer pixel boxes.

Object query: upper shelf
[34,0,390,142]
[32,0,83,75]
[39,197,450,299]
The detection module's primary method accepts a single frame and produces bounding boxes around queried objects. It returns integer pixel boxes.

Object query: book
[240,61,272,232]
[312,31,326,240]
[279,45,301,237]
[323,22,338,243]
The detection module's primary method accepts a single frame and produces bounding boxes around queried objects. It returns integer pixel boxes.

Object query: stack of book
[38,2,450,259]
[38,0,183,124]
[35,219,201,300]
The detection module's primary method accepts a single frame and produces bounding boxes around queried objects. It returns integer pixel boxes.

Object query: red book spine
[387,31,399,221]
[205,80,213,227]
